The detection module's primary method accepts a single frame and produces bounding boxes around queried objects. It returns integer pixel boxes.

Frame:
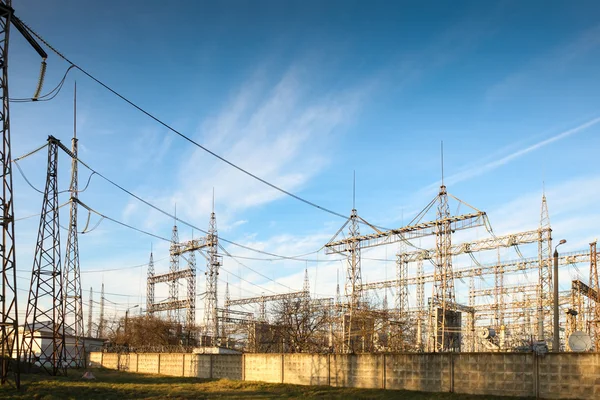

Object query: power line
[21,21,353,220]
[10,65,75,103]
[49,143,335,262]
[75,198,171,242]
[19,18,436,263]
[218,243,295,292]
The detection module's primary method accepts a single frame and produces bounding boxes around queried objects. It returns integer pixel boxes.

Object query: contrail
[445,116,600,186]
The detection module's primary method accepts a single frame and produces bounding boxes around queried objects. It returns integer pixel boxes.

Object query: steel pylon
[0,1,19,386]
[63,89,84,367]
[22,137,66,376]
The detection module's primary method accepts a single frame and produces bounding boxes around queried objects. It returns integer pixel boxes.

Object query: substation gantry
[147,208,221,342]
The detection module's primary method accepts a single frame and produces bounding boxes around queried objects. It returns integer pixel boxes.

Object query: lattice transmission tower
[589,241,599,349]
[537,194,552,342]
[146,248,154,314]
[63,84,84,367]
[98,283,104,338]
[204,202,221,342]
[1,0,47,386]
[169,216,179,322]
[22,137,66,376]
[86,287,93,338]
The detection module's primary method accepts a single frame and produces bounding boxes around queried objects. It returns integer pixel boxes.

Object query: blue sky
[9,0,600,324]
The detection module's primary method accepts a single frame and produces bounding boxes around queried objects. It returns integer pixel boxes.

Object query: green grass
[0,369,532,400]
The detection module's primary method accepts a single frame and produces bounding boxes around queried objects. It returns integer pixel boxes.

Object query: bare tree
[106,315,195,350]
[270,298,331,353]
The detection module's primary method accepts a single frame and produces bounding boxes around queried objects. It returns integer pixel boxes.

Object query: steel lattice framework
[98,283,104,338]
[168,222,179,321]
[226,291,307,322]
[63,91,84,367]
[325,185,485,352]
[22,137,66,376]
[1,0,47,386]
[428,184,457,351]
[0,2,18,386]
[147,212,220,334]
[537,195,552,341]
[204,208,221,340]
[589,241,599,348]
[146,250,154,314]
[86,287,93,338]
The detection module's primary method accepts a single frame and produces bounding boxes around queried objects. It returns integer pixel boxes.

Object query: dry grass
[0,368,532,399]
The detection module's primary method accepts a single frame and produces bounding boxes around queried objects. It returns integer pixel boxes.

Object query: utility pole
[0,0,47,387]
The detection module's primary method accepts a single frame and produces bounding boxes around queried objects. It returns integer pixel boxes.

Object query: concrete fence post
[327,354,331,387]
[242,354,246,381]
[450,353,455,393]
[100,352,104,368]
[281,354,284,383]
[182,354,185,377]
[157,353,161,375]
[534,352,539,399]
[382,354,386,389]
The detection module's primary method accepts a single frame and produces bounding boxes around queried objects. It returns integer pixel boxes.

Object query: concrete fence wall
[88,351,600,399]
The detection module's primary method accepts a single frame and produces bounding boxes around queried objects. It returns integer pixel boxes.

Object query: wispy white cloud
[126,61,370,232]
[425,116,600,191]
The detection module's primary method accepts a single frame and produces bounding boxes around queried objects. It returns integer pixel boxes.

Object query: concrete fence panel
[212,355,243,380]
[160,353,185,376]
[453,353,534,397]
[539,353,600,399]
[196,355,212,378]
[128,354,138,372]
[183,354,197,377]
[87,351,600,400]
[102,353,118,370]
[88,352,102,368]
[137,353,160,374]
[385,353,451,392]
[283,354,328,386]
[330,354,383,389]
[244,354,282,383]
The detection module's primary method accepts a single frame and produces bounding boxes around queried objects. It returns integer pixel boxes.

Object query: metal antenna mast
[64,82,84,368]
[146,247,154,315]
[22,137,66,376]
[204,192,221,343]
[98,283,104,338]
[1,0,47,386]
[86,287,93,338]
